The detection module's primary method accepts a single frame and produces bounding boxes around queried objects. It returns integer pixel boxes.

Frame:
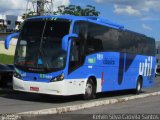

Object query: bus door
[67,21,87,78]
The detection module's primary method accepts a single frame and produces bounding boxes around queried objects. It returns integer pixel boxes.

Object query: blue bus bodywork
[5,15,156,98]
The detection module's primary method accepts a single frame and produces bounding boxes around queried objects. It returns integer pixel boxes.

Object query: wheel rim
[85,83,92,95]
[137,81,141,92]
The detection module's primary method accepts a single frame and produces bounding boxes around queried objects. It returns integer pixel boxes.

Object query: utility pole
[26,0,53,16]
[37,0,44,16]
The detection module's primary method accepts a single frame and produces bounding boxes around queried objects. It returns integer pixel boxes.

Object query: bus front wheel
[83,78,96,100]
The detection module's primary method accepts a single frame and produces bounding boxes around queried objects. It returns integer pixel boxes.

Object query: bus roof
[26,15,155,39]
[27,15,124,29]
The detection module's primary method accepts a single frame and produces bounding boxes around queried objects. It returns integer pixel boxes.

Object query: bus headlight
[13,71,22,79]
[50,73,64,82]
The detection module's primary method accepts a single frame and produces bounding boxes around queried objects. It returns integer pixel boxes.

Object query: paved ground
[70,95,160,114]
[0,77,159,114]
[21,95,160,120]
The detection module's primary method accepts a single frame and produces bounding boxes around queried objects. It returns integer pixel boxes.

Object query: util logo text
[139,57,152,76]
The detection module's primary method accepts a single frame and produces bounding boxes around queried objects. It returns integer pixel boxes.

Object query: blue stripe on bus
[118,53,125,85]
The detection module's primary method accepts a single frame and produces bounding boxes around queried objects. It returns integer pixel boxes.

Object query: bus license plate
[30,87,39,91]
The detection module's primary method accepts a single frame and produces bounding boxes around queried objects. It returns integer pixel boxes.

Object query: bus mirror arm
[62,33,78,51]
[5,32,20,49]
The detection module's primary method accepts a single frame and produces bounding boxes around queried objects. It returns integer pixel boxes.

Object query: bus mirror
[5,32,19,49]
[62,33,78,51]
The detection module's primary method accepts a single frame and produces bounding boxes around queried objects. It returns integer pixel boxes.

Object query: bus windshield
[14,19,71,72]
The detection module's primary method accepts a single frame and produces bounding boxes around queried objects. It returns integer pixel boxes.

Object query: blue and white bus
[5,15,156,99]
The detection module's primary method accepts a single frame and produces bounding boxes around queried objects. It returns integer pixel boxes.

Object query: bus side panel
[67,52,156,93]
[114,53,140,90]
[142,56,156,88]
[84,52,119,92]
[113,54,156,91]
[100,52,119,92]
[67,52,120,92]
[123,53,138,89]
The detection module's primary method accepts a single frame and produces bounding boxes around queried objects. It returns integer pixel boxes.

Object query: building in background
[156,41,160,75]
[0,15,23,32]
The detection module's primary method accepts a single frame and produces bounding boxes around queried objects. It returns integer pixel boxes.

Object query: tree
[0,24,6,32]
[22,4,100,20]
[22,11,37,20]
[53,5,100,16]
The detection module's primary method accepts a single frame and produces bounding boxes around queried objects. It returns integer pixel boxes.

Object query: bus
[5,15,156,99]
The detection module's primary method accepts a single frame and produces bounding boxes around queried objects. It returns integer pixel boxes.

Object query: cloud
[141,17,160,21]
[0,0,27,15]
[142,0,160,12]
[95,0,104,3]
[94,0,138,5]
[113,4,141,16]
[0,0,70,16]
[52,0,70,11]
[142,24,152,31]
[94,0,160,17]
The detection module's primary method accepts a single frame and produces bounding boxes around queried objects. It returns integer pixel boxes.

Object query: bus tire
[134,77,142,94]
[83,78,96,100]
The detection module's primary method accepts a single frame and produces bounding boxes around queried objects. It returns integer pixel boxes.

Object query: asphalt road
[0,77,160,114]
[69,95,160,114]
[21,95,160,120]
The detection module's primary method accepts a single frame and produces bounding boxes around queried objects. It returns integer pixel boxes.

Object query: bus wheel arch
[83,76,97,100]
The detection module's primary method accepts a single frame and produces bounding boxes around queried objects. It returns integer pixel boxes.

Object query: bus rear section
[71,20,156,95]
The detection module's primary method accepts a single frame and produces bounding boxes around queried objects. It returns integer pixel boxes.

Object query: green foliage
[22,5,100,20]
[0,24,7,31]
[22,11,37,20]
[53,5,100,16]
[0,54,14,64]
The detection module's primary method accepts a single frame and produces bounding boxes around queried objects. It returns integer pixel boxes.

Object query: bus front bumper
[13,76,86,96]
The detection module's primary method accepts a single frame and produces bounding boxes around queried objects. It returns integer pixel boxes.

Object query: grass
[0,54,14,64]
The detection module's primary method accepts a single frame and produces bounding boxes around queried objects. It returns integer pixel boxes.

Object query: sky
[0,0,159,40]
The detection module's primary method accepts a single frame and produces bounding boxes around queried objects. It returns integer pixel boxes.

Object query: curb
[18,91,160,116]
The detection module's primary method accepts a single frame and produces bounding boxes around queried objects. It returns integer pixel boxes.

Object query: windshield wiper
[38,20,50,71]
